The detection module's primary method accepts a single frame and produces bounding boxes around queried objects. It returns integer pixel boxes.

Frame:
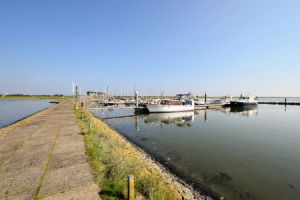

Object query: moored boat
[147,99,195,113]
[230,96,258,107]
[194,98,206,105]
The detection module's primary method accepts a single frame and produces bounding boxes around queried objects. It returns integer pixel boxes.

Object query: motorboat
[146,99,195,113]
[194,99,206,105]
[230,96,258,107]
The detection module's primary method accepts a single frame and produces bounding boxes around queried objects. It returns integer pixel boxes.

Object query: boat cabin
[239,96,258,101]
[160,99,193,106]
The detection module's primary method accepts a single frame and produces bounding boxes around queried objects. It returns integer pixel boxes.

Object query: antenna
[106,86,109,98]
[121,85,123,97]
[160,82,164,98]
[72,82,75,96]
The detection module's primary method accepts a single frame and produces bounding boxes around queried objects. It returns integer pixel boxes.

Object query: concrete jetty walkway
[0,101,100,200]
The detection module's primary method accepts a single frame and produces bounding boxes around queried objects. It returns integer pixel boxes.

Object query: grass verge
[74,106,183,200]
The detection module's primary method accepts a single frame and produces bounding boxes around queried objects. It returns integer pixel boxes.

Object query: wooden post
[128,175,134,200]
[285,98,287,106]
[88,120,92,133]
[135,91,139,107]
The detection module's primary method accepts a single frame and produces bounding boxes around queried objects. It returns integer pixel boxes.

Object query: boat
[146,99,195,113]
[194,99,206,105]
[210,96,233,106]
[230,96,258,107]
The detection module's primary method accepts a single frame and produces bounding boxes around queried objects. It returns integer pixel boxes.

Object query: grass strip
[75,106,183,200]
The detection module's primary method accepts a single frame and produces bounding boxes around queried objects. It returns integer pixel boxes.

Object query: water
[258,97,300,103]
[90,107,135,119]
[0,100,52,128]
[92,105,300,200]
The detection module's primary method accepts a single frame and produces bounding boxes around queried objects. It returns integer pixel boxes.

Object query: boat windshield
[161,100,183,105]
[185,100,193,105]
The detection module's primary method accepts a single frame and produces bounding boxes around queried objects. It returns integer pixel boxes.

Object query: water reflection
[220,106,258,117]
[230,106,258,117]
[94,105,300,200]
[92,107,134,119]
[195,110,208,122]
[134,116,140,131]
[144,112,194,127]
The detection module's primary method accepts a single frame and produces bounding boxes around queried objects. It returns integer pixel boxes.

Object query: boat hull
[230,101,258,107]
[146,105,195,113]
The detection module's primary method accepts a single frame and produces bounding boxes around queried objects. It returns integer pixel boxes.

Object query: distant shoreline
[0,95,68,100]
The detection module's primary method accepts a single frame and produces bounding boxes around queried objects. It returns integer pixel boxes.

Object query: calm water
[0,100,52,128]
[93,105,300,200]
[258,97,300,103]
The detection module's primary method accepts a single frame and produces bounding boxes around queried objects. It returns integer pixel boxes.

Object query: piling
[135,90,139,107]
[285,98,287,106]
[128,175,135,200]
[88,118,92,134]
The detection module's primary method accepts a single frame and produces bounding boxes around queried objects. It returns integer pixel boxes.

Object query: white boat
[211,96,233,105]
[230,96,258,107]
[147,99,195,113]
[194,99,206,105]
[149,98,160,105]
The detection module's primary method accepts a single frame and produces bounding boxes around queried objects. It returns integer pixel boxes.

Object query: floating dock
[259,102,300,106]
[195,104,226,110]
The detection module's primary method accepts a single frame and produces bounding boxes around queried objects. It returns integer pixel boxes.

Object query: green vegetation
[0,94,69,100]
[74,106,181,200]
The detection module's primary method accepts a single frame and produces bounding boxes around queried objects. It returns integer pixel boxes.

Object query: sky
[0,0,299,96]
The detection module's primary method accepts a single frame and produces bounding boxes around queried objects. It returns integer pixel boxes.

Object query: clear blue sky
[0,0,299,96]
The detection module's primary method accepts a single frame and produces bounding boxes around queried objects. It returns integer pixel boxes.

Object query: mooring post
[128,175,134,200]
[285,98,287,106]
[88,119,92,133]
[135,90,139,107]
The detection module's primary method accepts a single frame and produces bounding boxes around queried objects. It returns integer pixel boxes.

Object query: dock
[0,100,100,200]
[195,104,225,110]
[132,104,226,114]
[259,102,300,106]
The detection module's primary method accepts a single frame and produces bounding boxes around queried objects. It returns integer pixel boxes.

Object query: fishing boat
[230,96,258,107]
[146,99,195,113]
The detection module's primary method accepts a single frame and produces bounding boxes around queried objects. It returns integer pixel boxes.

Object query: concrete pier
[0,100,100,200]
